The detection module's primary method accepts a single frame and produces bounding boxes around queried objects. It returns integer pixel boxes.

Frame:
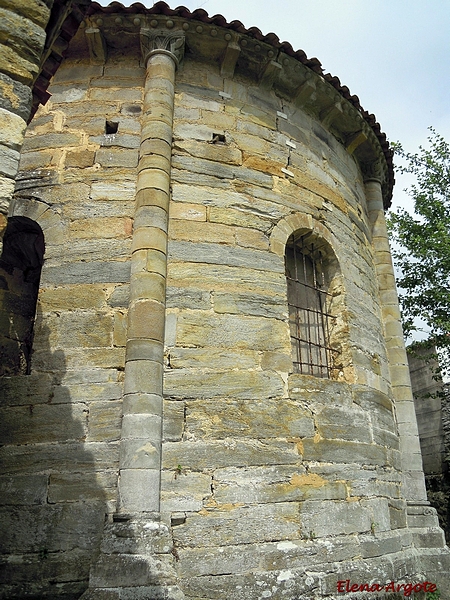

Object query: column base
[80,513,184,600]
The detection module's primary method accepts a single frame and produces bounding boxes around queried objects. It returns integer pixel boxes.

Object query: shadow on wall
[0,216,44,375]
[0,308,108,599]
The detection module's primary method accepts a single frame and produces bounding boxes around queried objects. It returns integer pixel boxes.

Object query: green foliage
[387,129,450,377]
[426,589,441,600]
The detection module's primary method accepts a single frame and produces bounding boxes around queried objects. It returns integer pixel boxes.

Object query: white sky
[96,0,450,212]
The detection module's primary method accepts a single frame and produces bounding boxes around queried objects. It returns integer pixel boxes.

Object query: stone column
[118,29,184,514]
[365,178,429,507]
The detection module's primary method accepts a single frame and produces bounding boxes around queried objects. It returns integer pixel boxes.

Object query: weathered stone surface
[181,568,321,600]
[0,502,105,553]
[48,472,117,504]
[213,465,346,505]
[162,439,301,471]
[164,369,285,400]
[314,404,373,443]
[22,131,82,152]
[299,498,390,538]
[117,469,160,513]
[87,400,122,442]
[167,347,258,370]
[212,290,287,320]
[0,7,46,61]
[165,287,210,310]
[0,72,32,120]
[161,470,212,512]
[90,180,136,201]
[0,372,52,406]
[69,217,133,240]
[167,262,286,297]
[169,202,206,221]
[0,403,88,444]
[0,474,48,505]
[173,503,301,548]
[0,441,120,475]
[43,261,131,284]
[175,312,289,352]
[66,149,96,168]
[0,42,38,85]
[301,438,389,467]
[95,147,139,168]
[98,518,172,556]
[107,284,130,307]
[163,400,185,442]
[184,398,313,439]
[0,107,27,150]
[34,311,113,349]
[169,240,283,273]
[0,147,20,178]
[38,284,107,310]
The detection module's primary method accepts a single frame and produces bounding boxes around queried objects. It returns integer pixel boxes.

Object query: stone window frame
[270,213,352,381]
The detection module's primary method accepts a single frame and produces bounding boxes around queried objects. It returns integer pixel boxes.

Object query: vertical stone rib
[118,32,184,514]
[365,179,429,506]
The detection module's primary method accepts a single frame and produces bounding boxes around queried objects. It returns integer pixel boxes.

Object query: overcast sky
[97,0,450,211]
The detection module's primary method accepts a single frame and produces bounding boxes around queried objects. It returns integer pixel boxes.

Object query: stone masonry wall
[0,0,54,236]
[159,59,416,599]
[1,9,449,599]
[408,348,450,541]
[0,38,143,598]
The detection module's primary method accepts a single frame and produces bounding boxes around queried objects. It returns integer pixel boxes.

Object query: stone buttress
[1,3,449,599]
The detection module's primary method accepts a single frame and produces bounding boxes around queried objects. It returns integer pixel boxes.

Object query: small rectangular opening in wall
[211,133,226,144]
[105,120,119,134]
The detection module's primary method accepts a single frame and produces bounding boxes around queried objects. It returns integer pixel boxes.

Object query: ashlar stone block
[173,503,301,548]
[176,312,289,352]
[184,398,313,440]
[162,439,300,471]
[164,369,285,400]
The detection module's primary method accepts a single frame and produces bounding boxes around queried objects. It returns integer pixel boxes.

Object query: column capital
[140,29,185,68]
[361,158,384,185]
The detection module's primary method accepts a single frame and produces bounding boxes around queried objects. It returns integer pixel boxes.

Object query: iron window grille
[285,233,337,378]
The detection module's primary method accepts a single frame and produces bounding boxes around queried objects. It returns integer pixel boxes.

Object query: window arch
[285,231,342,379]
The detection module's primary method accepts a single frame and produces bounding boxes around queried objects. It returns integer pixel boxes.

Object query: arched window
[285,232,338,378]
[0,216,44,375]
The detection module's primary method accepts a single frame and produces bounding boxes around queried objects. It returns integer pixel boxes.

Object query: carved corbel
[85,26,107,64]
[345,130,368,155]
[140,29,185,68]
[320,99,344,129]
[293,74,317,106]
[220,35,241,78]
[259,59,282,91]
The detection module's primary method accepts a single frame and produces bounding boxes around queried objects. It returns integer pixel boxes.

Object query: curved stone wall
[0,4,449,599]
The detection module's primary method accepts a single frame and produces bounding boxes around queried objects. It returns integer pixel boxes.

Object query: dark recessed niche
[211,133,226,144]
[105,120,119,134]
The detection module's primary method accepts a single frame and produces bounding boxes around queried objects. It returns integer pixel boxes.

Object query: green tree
[387,128,450,377]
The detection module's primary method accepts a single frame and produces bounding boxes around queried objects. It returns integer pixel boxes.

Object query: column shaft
[118,52,176,513]
[365,179,428,505]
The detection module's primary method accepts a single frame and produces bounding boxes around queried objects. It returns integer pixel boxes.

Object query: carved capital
[361,159,384,184]
[140,29,185,68]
